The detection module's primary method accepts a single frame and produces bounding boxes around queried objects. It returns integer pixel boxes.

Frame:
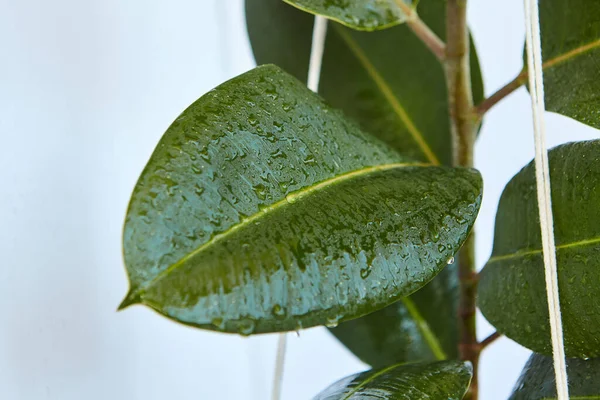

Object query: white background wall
[0,0,597,399]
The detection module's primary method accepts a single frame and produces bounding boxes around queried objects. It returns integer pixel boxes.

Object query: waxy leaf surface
[314,360,472,400]
[479,140,600,357]
[533,0,600,130]
[246,0,484,166]
[120,65,482,335]
[283,0,414,31]
[509,354,600,400]
[247,0,479,356]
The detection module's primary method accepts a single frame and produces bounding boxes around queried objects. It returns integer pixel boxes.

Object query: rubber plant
[118,0,600,399]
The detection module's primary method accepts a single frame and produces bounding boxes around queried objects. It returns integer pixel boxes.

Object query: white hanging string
[271,14,328,400]
[271,334,287,400]
[523,0,569,398]
[307,16,328,92]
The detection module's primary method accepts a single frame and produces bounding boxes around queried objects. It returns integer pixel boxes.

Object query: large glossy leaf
[313,360,472,400]
[246,0,484,166]
[534,0,600,130]
[509,354,600,400]
[479,140,600,357]
[283,0,414,31]
[119,65,483,335]
[247,0,479,358]
[329,260,459,367]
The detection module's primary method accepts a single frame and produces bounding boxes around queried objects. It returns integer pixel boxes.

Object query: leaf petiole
[474,72,527,117]
[394,0,446,61]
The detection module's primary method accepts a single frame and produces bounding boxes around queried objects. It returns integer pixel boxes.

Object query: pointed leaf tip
[117,290,140,311]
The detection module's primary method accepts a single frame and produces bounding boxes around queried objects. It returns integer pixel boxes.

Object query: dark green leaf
[313,360,472,400]
[329,260,458,367]
[246,0,484,166]
[283,0,413,31]
[535,0,600,129]
[119,65,482,335]
[509,354,600,400]
[247,0,480,356]
[479,140,600,357]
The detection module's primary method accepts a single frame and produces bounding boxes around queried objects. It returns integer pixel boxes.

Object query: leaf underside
[509,354,600,400]
[282,0,414,31]
[479,140,600,357]
[313,360,473,400]
[120,65,482,335]
[246,0,484,166]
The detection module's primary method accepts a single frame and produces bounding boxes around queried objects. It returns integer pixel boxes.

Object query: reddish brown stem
[479,332,502,350]
[445,1,479,399]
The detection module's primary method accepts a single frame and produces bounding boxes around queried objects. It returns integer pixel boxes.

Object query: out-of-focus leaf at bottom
[313,360,472,400]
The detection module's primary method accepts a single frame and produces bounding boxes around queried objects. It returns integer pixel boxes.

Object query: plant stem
[446,0,475,168]
[445,1,479,399]
[474,72,527,117]
[394,0,446,61]
[479,331,501,350]
[457,234,479,400]
[476,37,600,117]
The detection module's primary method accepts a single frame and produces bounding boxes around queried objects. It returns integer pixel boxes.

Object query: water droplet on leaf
[272,304,286,318]
[238,318,256,336]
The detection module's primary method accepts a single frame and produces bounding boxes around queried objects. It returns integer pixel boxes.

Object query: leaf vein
[401,297,447,360]
[342,362,407,400]
[334,25,440,165]
[125,162,429,304]
[487,237,600,264]
[543,38,600,70]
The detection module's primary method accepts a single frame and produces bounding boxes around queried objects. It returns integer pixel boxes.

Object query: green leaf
[509,354,600,400]
[282,0,414,31]
[329,260,458,367]
[246,0,484,166]
[313,360,472,400]
[247,0,480,356]
[247,0,477,362]
[534,0,600,129]
[119,65,483,335]
[478,140,600,357]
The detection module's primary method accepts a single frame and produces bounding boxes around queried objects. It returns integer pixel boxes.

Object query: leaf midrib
[333,25,441,166]
[513,39,600,88]
[330,20,450,363]
[487,237,600,264]
[341,362,407,400]
[401,297,446,360]
[126,162,428,303]
[543,38,600,71]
